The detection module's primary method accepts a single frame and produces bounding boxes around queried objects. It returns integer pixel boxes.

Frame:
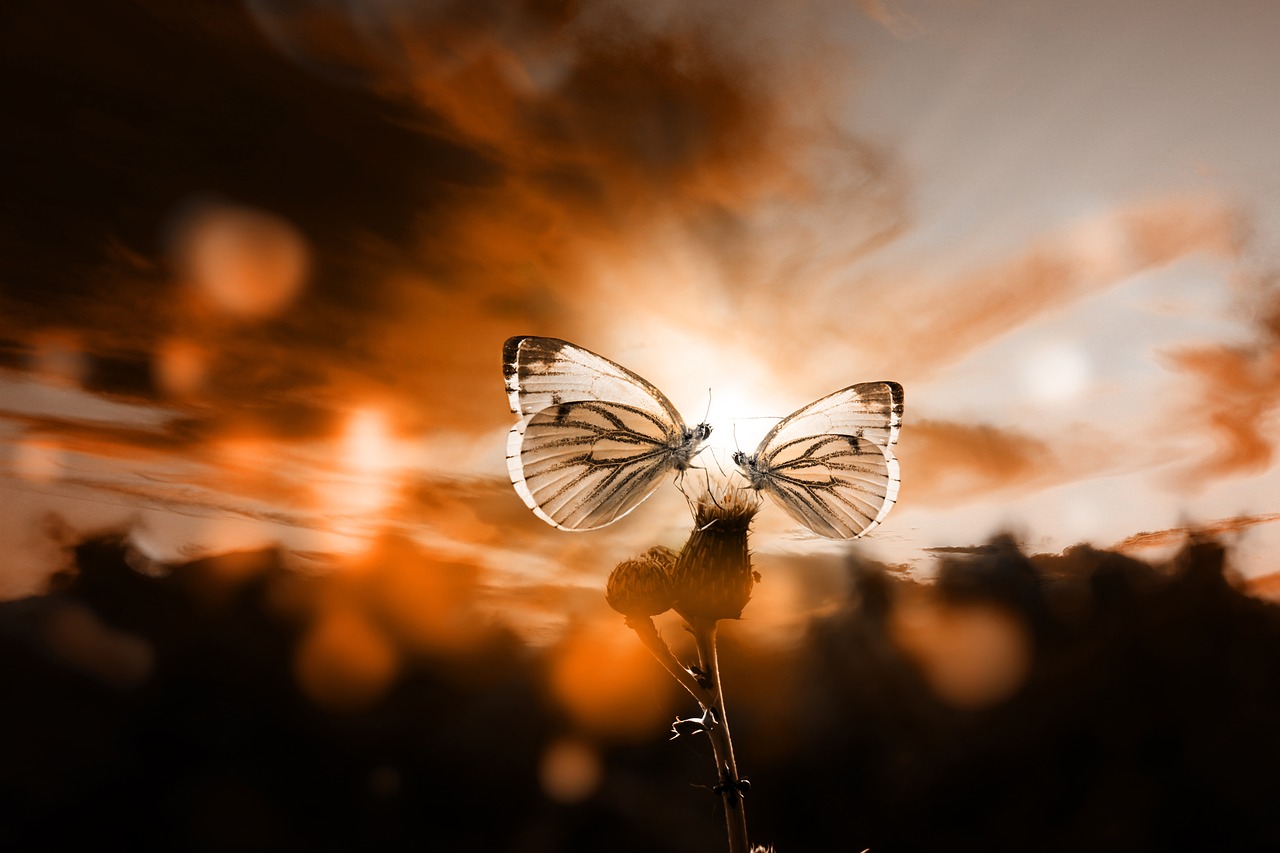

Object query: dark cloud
[2,0,501,443]
[0,410,198,456]
[1,1,486,300]
[1,0,903,449]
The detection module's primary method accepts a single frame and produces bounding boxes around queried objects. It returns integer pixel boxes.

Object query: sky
[3,0,1280,639]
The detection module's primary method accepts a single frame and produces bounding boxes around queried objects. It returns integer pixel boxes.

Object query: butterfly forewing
[756,381,903,453]
[745,381,904,540]
[504,336,686,425]
[503,337,703,531]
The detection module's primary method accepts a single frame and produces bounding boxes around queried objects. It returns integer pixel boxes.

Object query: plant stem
[624,615,715,708]
[690,617,749,853]
[624,614,751,853]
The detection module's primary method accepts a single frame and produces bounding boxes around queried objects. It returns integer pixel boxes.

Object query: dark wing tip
[864,380,905,415]
[864,379,903,396]
[883,381,904,415]
[502,337,528,377]
[503,336,575,370]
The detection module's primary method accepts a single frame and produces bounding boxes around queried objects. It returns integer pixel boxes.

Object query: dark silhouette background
[2,532,1277,852]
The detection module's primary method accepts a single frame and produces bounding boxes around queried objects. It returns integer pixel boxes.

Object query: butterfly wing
[503,336,695,531]
[755,381,903,452]
[747,381,903,539]
[507,399,689,530]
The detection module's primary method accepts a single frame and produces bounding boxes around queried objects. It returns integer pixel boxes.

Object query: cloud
[1161,279,1280,482]
[873,197,1241,384]
[896,418,1082,507]
[1,0,909,450]
[1111,511,1280,552]
[1163,345,1280,476]
[3,0,1271,589]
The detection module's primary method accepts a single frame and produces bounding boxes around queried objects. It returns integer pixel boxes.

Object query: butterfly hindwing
[509,399,685,530]
[503,336,705,531]
[743,381,903,540]
[753,432,900,539]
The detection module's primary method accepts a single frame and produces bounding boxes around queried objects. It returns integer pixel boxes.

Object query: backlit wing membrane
[504,336,684,424]
[740,382,903,540]
[755,382,903,453]
[503,336,707,531]
[509,400,681,530]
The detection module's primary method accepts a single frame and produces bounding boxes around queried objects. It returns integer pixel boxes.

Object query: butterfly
[732,382,903,539]
[503,336,712,531]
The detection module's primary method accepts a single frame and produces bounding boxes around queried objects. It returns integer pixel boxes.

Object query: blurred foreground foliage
[1,533,1278,852]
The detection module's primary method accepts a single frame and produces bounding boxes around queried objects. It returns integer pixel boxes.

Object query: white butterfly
[733,382,904,539]
[503,336,712,531]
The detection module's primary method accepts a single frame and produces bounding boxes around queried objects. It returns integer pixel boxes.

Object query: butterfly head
[731,450,769,490]
[670,422,713,471]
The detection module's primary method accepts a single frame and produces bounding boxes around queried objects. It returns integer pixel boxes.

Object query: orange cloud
[0,0,911,477]
[1246,571,1280,603]
[1164,345,1280,477]
[1112,512,1280,552]
[895,419,1062,507]
[1162,280,1280,481]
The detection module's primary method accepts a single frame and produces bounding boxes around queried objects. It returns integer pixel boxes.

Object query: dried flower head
[670,478,762,622]
[606,546,678,617]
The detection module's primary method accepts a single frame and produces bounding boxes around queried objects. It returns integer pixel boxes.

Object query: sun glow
[339,407,397,512]
[1019,340,1091,405]
[631,329,790,473]
[314,407,407,549]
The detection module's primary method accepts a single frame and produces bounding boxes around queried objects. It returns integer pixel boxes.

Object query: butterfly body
[503,336,711,531]
[731,450,769,490]
[734,382,904,540]
[673,422,714,468]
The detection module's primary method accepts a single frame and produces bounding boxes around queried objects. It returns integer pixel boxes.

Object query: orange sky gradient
[3,0,1280,641]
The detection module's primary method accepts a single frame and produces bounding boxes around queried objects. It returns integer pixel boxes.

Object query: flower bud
[606,546,678,617]
[670,488,760,622]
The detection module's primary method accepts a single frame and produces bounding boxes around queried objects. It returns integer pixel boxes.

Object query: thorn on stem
[670,707,720,739]
[713,776,751,802]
